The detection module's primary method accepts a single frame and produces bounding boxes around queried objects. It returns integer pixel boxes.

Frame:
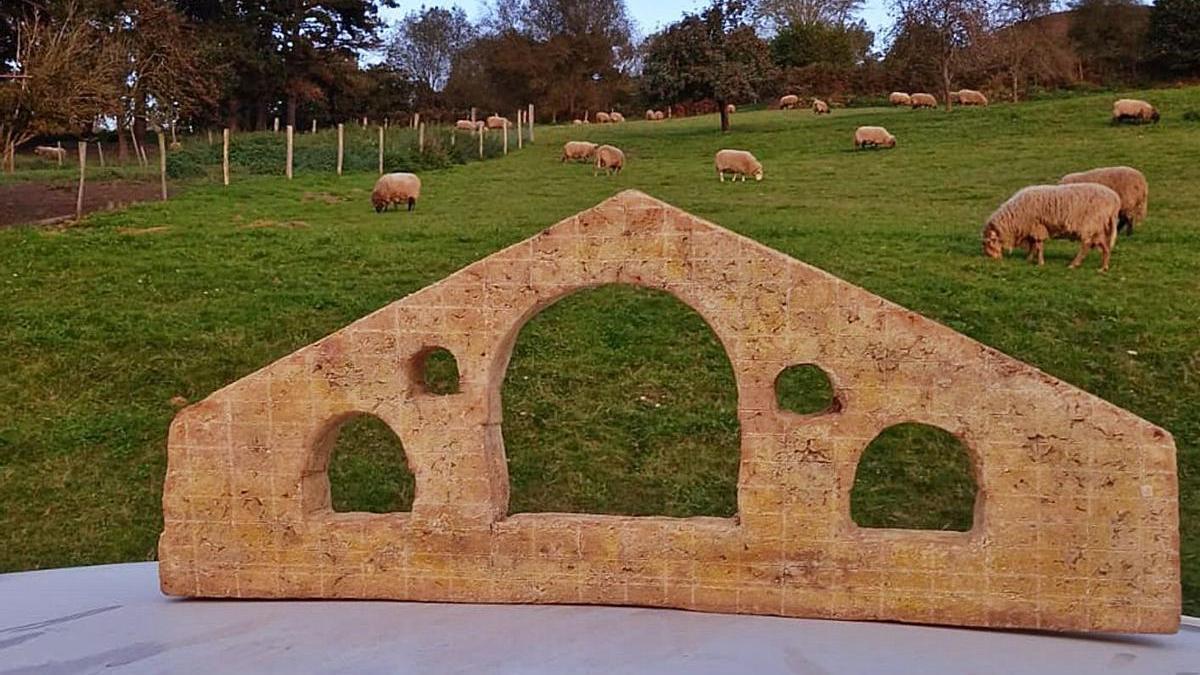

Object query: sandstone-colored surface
[159,190,1180,633]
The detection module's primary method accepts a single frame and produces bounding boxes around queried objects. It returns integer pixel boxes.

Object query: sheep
[595,112,612,124]
[653,111,665,121]
[911,93,937,109]
[889,92,911,106]
[854,126,896,149]
[610,111,625,123]
[646,109,656,120]
[954,89,988,106]
[485,115,511,130]
[726,104,736,114]
[561,141,598,163]
[1112,98,1159,124]
[981,183,1120,271]
[594,145,625,176]
[33,145,67,161]
[455,120,478,131]
[1059,166,1148,236]
[780,94,800,110]
[572,119,585,125]
[714,149,763,183]
[812,99,830,115]
[371,172,421,213]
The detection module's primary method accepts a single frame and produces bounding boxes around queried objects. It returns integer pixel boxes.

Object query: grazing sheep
[561,141,598,163]
[610,111,625,123]
[371,172,421,213]
[486,115,511,130]
[889,92,911,106]
[572,119,585,125]
[954,89,988,106]
[982,183,1120,271]
[726,104,736,114]
[714,149,763,182]
[1112,98,1159,124]
[594,145,625,176]
[780,94,801,110]
[33,145,67,161]
[1059,166,1148,236]
[812,99,830,115]
[854,126,896,149]
[646,109,656,120]
[911,93,937,109]
[653,111,665,121]
[455,120,478,131]
[595,112,612,124]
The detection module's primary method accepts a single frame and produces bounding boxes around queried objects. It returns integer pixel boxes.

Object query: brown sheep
[1059,166,1148,236]
[982,184,1121,271]
[371,173,421,213]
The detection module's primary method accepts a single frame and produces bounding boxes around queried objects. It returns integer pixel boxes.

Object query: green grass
[1,88,1198,613]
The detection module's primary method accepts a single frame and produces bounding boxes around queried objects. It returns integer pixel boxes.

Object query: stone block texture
[159,190,1180,633]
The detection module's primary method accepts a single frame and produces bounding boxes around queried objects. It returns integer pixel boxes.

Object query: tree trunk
[719,99,729,132]
[134,92,148,156]
[942,61,953,112]
[255,97,269,131]
[117,124,128,162]
[1012,68,1019,103]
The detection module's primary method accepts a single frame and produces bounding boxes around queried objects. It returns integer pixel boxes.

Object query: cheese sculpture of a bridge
[159,190,1180,633]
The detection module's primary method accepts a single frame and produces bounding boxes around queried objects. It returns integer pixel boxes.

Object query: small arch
[850,423,977,531]
[410,346,461,395]
[500,284,741,518]
[775,364,838,415]
[306,412,415,514]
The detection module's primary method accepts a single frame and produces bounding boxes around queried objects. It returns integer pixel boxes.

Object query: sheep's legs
[719,170,725,182]
[1069,242,1092,269]
[1098,241,1111,271]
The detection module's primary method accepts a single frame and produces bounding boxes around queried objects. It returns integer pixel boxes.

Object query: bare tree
[0,4,121,173]
[890,0,991,111]
[754,0,866,29]
[386,6,476,92]
[992,0,1055,101]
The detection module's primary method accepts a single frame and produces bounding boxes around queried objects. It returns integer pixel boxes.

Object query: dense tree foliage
[1146,0,1200,76]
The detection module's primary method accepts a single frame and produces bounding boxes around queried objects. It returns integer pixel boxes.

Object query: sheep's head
[885,136,896,148]
[753,165,764,181]
[1151,109,1161,123]
[982,225,1004,259]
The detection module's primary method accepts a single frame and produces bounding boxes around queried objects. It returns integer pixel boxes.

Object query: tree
[889,0,991,110]
[1145,0,1200,76]
[1,3,121,172]
[754,0,866,28]
[992,0,1055,101]
[771,19,874,68]
[1068,0,1148,83]
[641,0,776,132]
[386,6,475,92]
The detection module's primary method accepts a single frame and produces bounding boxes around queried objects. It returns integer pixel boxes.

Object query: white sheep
[854,126,896,149]
[485,115,511,130]
[646,109,656,120]
[889,92,911,106]
[714,149,763,182]
[1059,166,1148,236]
[982,183,1120,271]
[1112,99,1159,124]
[455,120,478,131]
[911,93,937,109]
[954,89,988,106]
[595,112,612,124]
[610,111,625,123]
[594,145,624,176]
[371,172,421,213]
[653,111,665,121]
[725,104,736,114]
[812,99,830,115]
[33,145,67,161]
[780,94,800,110]
[561,141,598,163]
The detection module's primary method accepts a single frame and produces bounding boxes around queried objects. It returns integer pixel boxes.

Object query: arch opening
[312,413,416,514]
[850,422,978,531]
[410,346,460,396]
[499,284,741,518]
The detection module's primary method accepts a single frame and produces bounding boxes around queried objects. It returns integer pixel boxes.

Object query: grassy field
[1,89,1198,612]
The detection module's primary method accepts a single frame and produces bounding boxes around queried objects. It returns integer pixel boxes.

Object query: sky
[380,1,895,43]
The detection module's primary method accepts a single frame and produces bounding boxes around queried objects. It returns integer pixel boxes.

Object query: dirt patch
[240,219,310,230]
[116,226,170,235]
[301,191,346,205]
[0,180,172,228]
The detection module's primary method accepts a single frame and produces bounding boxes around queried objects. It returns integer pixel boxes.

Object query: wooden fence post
[517,110,523,149]
[362,116,367,127]
[378,125,384,175]
[274,117,279,133]
[470,107,476,126]
[76,141,86,219]
[222,128,230,186]
[56,141,63,167]
[337,123,344,176]
[418,123,425,153]
[207,129,213,146]
[529,104,534,142]
[96,139,105,167]
[450,128,455,147]
[479,127,484,159]
[503,120,508,155]
[311,119,317,134]
[286,124,294,179]
[157,128,167,201]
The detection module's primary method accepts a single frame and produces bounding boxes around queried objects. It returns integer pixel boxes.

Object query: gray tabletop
[1,563,1197,674]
